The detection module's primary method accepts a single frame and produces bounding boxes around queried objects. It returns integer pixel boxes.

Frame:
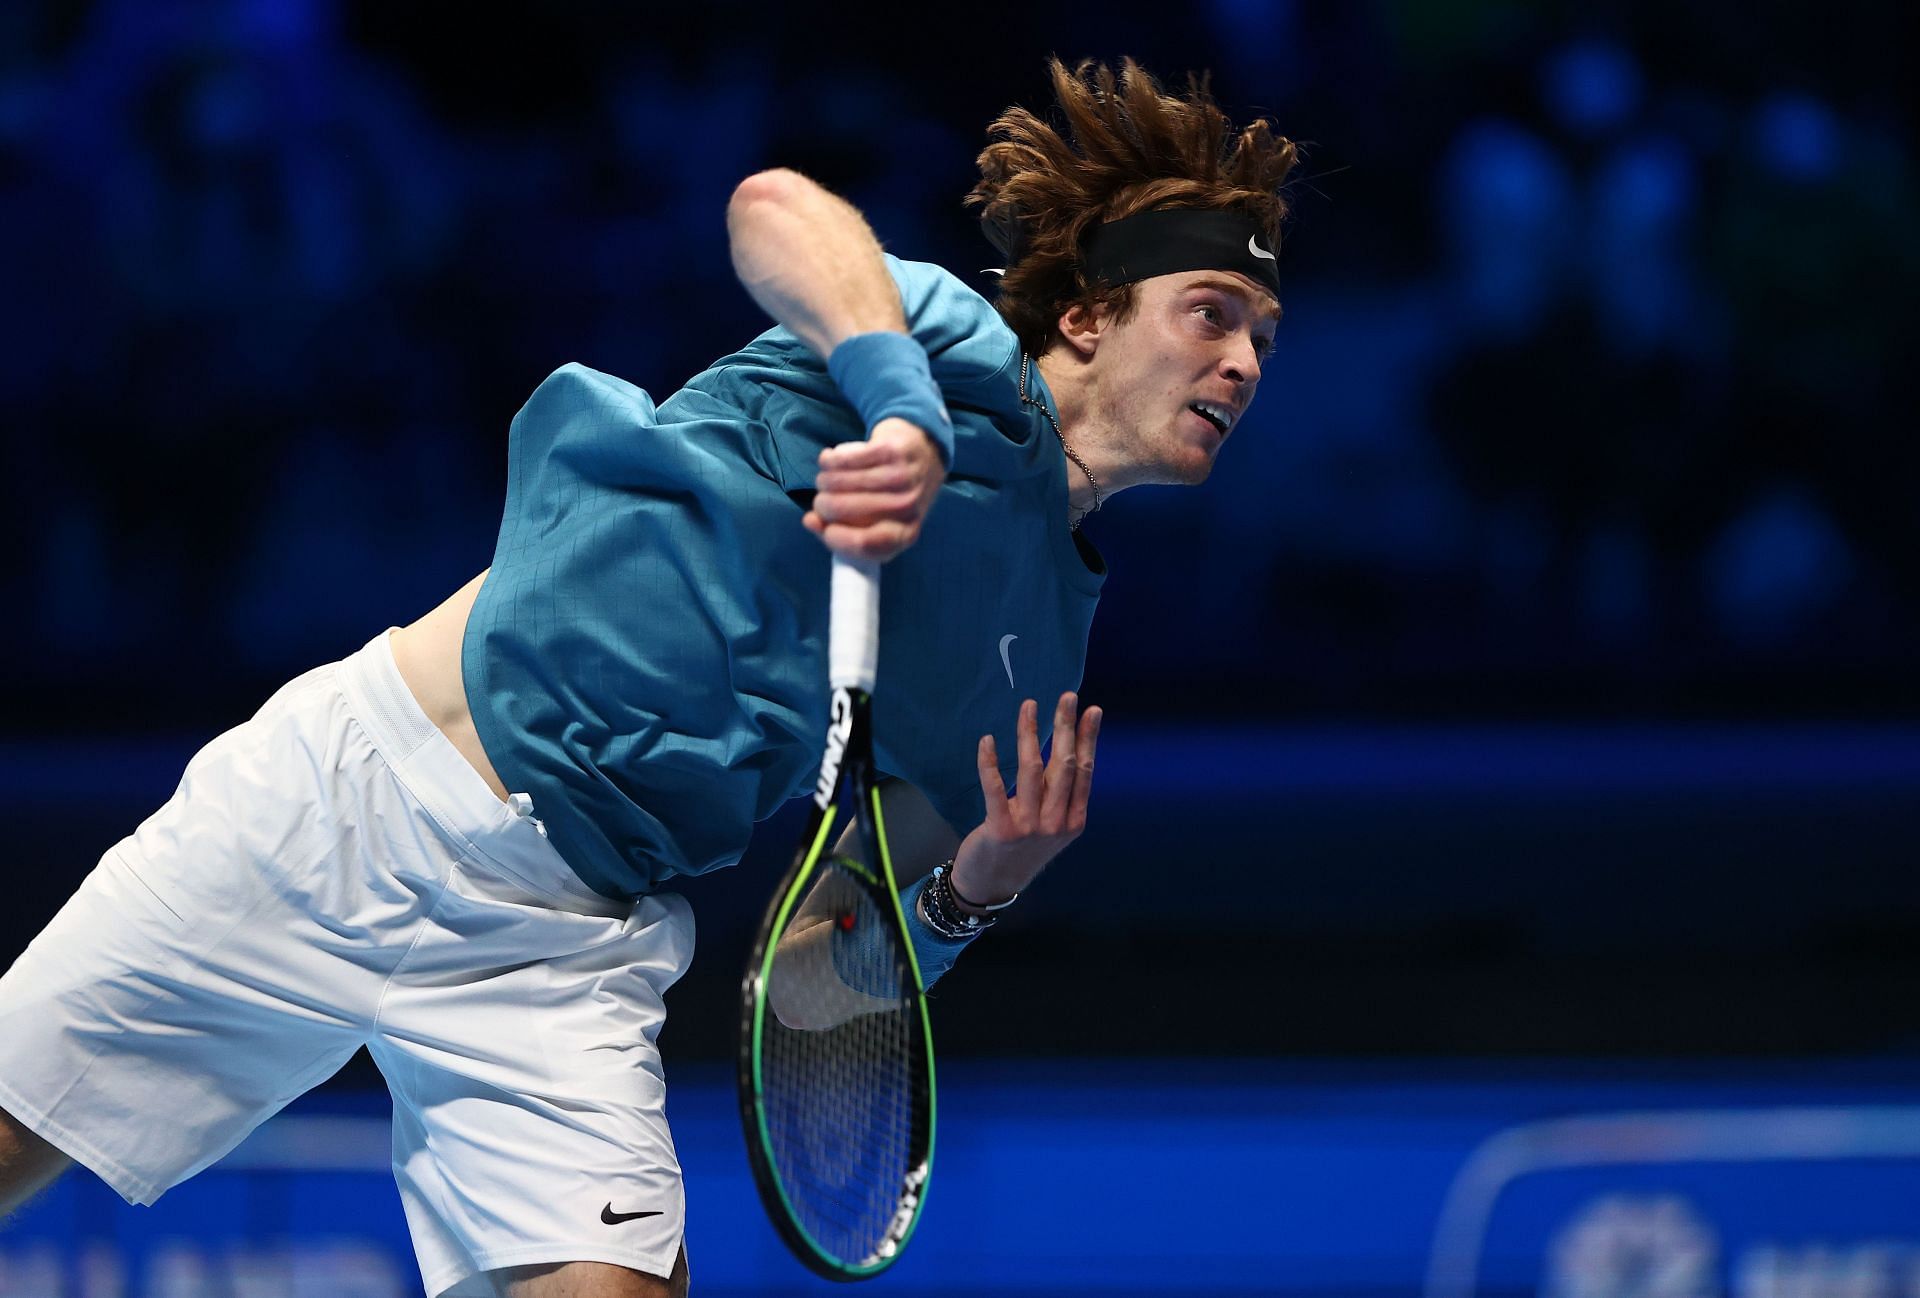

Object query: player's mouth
[1187,401,1234,439]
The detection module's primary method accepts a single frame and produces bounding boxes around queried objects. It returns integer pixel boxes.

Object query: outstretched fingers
[958,694,1107,904]
[1038,693,1078,830]
[1014,697,1044,828]
[1065,704,1101,833]
[977,734,1011,835]
[974,693,1103,840]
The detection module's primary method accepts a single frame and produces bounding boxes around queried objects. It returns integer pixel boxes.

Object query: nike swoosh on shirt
[999,634,1018,688]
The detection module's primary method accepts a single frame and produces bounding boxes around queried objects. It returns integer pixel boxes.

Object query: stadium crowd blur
[1,0,1912,730]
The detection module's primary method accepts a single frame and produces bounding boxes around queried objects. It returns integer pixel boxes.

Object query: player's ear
[1053,300,1109,360]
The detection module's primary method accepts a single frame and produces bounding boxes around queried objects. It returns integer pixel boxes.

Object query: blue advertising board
[6,1063,1920,1296]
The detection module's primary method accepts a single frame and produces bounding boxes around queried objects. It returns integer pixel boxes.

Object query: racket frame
[737,557,937,1281]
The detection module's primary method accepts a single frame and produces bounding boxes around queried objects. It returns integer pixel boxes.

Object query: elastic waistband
[335,629,628,918]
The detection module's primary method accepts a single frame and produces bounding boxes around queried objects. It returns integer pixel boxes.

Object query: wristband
[826,332,955,467]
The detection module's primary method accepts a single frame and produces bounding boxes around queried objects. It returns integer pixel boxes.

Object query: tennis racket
[737,552,936,1280]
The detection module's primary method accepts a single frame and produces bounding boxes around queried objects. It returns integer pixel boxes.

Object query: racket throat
[812,687,858,810]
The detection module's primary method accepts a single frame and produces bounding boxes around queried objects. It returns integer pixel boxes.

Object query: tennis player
[0,59,1297,1297]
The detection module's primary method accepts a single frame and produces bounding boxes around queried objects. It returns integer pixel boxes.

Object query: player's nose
[1222,335,1263,387]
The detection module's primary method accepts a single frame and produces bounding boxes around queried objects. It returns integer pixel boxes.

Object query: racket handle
[828,553,881,691]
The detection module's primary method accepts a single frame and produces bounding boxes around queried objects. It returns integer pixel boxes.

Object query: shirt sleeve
[884,255,1022,394]
[899,872,977,988]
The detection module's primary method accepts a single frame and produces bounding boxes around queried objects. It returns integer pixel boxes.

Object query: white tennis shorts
[0,629,696,1297]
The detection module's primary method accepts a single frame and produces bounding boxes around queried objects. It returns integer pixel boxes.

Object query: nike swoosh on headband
[1078,209,1281,295]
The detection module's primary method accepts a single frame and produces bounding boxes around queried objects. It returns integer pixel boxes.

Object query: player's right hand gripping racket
[738,553,936,1280]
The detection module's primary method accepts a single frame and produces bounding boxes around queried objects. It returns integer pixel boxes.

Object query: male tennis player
[0,59,1296,1297]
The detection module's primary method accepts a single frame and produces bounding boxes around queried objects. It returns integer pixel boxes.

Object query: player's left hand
[949,692,1102,911]
[803,417,946,562]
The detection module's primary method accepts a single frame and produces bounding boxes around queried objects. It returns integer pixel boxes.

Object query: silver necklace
[1019,355,1102,531]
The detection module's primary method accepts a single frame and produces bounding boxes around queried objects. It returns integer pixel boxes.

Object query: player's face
[1092,269,1279,485]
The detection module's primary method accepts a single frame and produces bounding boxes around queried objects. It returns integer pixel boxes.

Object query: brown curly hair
[966,58,1301,357]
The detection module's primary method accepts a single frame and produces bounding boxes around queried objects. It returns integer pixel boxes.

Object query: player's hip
[0,628,697,1208]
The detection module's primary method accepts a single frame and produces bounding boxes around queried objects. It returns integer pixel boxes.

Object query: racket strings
[761,863,924,1266]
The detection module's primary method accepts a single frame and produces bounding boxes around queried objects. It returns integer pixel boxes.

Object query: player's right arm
[727,169,947,562]
[727,168,904,358]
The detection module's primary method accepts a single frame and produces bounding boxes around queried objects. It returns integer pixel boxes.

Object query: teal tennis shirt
[463,256,1107,899]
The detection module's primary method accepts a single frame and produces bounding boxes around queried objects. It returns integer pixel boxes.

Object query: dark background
[2,0,1915,1068]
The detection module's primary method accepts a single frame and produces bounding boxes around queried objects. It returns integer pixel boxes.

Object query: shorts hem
[0,1075,163,1208]
[430,1241,683,1297]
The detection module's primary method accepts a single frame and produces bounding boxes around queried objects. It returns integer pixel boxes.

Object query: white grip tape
[828,554,881,691]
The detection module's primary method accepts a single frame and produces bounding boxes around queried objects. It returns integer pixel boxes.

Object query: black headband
[1080,209,1280,297]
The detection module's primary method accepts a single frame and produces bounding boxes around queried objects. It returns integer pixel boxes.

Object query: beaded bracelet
[917,863,992,940]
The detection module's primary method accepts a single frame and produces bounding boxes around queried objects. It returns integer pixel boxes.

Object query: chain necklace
[1019,355,1102,531]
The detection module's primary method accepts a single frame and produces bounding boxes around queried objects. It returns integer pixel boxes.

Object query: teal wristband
[826,332,955,467]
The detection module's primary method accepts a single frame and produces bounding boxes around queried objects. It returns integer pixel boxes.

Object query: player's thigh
[0,1103,72,1219]
[498,1249,689,1298]
[0,650,437,1206]
[374,890,695,1294]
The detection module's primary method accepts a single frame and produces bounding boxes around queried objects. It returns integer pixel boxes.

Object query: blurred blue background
[2,0,1916,1293]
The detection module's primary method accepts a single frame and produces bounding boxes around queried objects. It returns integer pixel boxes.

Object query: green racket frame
[737,677,938,1280]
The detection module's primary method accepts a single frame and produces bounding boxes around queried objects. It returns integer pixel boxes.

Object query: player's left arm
[949,691,1102,913]
[769,780,964,1030]
[791,691,1103,942]
[788,779,960,936]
